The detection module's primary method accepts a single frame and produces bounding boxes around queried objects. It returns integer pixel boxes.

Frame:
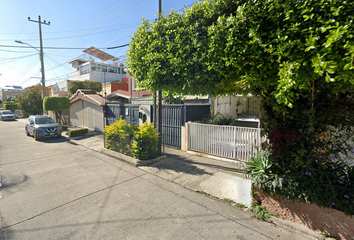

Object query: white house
[70,47,127,84]
[70,89,106,132]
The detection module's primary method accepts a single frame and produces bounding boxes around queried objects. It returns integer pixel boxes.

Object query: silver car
[0,110,16,121]
[25,115,62,140]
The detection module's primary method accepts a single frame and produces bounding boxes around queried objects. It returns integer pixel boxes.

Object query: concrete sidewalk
[66,131,253,206]
[66,130,326,240]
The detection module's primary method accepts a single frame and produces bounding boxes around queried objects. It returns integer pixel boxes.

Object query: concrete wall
[214,95,261,118]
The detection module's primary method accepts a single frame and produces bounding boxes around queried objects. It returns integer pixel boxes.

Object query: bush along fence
[68,128,88,138]
[104,117,161,161]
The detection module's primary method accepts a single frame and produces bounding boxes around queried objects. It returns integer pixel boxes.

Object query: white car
[0,110,16,121]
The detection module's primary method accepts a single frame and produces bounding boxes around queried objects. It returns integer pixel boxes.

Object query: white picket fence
[188,122,263,162]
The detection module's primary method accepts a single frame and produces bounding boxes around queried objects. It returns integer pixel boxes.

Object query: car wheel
[25,127,30,136]
[34,131,39,141]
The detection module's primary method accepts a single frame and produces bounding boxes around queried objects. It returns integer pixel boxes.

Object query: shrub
[104,117,137,155]
[3,101,18,113]
[61,125,69,131]
[104,117,159,160]
[199,112,233,125]
[246,153,354,216]
[68,128,88,138]
[132,122,159,160]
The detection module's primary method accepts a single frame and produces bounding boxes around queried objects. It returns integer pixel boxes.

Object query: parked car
[0,110,16,121]
[25,115,62,140]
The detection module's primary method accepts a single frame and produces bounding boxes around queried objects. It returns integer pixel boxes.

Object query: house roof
[69,59,88,64]
[83,47,118,61]
[106,89,152,100]
[70,89,105,106]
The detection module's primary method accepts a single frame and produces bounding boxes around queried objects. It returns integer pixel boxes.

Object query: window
[91,64,96,71]
[80,65,90,75]
[108,67,117,73]
[117,68,120,74]
[95,64,107,72]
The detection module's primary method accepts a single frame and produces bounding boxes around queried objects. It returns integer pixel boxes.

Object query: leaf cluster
[3,101,18,112]
[104,117,159,160]
[68,80,102,96]
[127,0,354,107]
[43,97,70,112]
[16,88,42,115]
[247,153,354,216]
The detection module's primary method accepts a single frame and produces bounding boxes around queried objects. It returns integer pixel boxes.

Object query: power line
[55,0,137,48]
[61,0,146,49]
[0,44,130,50]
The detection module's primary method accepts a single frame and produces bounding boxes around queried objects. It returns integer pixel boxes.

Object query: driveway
[0,119,314,240]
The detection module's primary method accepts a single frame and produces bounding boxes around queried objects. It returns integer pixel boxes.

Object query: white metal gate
[188,122,262,161]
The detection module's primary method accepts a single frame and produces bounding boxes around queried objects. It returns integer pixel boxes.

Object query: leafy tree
[3,101,18,113]
[127,0,354,154]
[68,80,102,96]
[16,88,42,115]
[127,0,354,214]
[128,0,354,103]
[43,97,70,124]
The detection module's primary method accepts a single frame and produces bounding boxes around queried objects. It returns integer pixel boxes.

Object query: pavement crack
[3,174,146,229]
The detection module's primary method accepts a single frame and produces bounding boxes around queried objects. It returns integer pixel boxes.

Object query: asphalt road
[0,119,313,240]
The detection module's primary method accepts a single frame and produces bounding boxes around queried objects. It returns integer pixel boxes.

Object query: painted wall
[214,95,261,118]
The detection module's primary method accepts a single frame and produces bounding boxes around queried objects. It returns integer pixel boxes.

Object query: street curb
[65,134,328,240]
[67,137,166,167]
[100,148,167,167]
[269,217,326,240]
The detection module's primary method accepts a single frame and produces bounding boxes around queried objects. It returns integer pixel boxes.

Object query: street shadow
[1,174,29,194]
[147,153,212,176]
[182,159,245,174]
[35,137,69,144]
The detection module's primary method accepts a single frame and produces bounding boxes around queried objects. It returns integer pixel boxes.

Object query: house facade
[213,94,261,118]
[47,80,71,97]
[70,89,106,132]
[0,85,23,101]
[70,59,127,84]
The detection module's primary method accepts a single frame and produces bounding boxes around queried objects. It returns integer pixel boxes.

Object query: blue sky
[0,0,201,88]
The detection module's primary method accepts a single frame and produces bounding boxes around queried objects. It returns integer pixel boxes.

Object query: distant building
[47,80,71,97]
[70,47,127,83]
[0,85,24,101]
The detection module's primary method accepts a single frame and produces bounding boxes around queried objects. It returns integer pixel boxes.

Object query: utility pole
[28,15,50,114]
[158,0,163,153]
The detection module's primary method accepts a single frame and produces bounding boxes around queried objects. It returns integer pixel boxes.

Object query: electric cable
[55,0,135,48]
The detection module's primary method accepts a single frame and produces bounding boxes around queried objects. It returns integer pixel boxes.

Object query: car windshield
[2,111,12,114]
[35,117,55,124]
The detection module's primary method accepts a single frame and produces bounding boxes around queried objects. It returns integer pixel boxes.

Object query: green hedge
[3,101,18,112]
[61,125,69,131]
[104,117,159,160]
[68,128,88,138]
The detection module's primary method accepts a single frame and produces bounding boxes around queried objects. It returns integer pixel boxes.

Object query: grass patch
[223,198,235,204]
[251,202,274,221]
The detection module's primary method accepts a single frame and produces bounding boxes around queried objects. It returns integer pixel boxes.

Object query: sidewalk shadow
[182,159,245,174]
[148,153,212,176]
